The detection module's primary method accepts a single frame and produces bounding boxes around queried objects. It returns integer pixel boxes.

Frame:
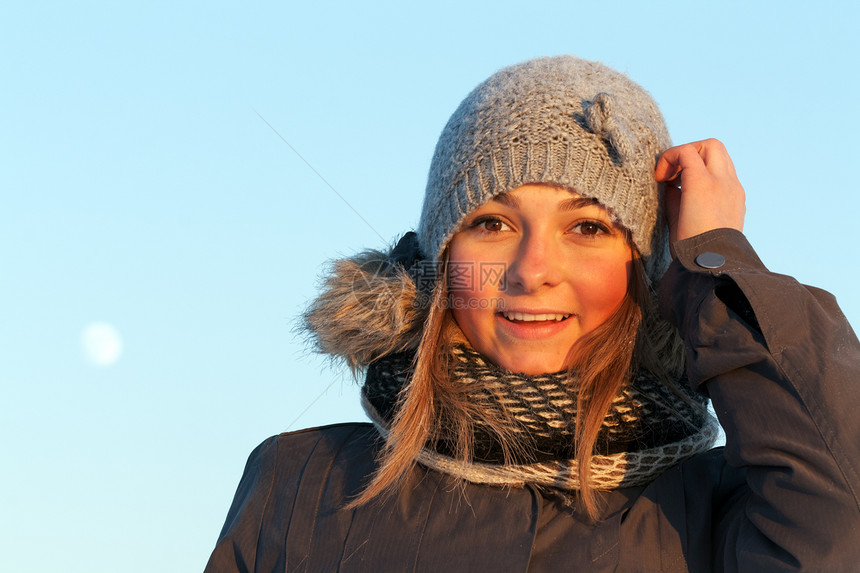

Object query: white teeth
[503,312,570,322]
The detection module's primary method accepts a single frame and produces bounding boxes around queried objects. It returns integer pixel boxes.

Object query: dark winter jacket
[205,229,860,572]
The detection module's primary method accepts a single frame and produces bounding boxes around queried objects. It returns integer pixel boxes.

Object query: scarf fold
[362,345,719,491]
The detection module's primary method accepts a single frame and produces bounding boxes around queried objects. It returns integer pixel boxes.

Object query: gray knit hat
[418,56,672,280]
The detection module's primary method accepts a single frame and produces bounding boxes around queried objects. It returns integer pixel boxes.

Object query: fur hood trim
[302,234,431,371]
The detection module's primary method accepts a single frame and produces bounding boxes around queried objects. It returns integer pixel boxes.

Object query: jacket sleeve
[659,228,860,572]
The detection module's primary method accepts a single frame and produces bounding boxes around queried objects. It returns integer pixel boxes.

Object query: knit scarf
[362,345,719,491]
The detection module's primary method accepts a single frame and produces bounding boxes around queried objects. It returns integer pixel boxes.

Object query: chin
[499,354,569,375]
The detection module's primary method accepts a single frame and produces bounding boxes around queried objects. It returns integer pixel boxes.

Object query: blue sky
[3,1,859,571]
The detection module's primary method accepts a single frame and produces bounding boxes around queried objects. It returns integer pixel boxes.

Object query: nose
[505,230,562,293]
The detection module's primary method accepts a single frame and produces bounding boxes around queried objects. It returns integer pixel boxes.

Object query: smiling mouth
[500,311,572,323]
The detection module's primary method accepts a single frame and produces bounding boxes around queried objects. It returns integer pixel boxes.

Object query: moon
[81,322,123,367]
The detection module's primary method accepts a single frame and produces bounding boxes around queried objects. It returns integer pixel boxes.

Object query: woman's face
[448,184,633,375]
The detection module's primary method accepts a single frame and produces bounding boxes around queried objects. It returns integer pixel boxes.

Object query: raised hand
[655,138,746,246]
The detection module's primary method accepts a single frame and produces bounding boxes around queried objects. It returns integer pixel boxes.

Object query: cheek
[449,266,492,348]
[447,238,493,299]
[451,304,479,343]
[574,256,631,323]
[448,241,499,340]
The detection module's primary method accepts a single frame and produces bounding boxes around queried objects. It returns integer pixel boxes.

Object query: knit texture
[418,56,673,281]
[363,345,719,490]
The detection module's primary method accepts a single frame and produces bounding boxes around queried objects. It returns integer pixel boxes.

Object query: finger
[654,158,682,182]
[654,150,682,182]
[694,138,735,174]
[655,143,707,181]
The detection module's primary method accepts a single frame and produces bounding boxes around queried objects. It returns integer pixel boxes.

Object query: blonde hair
[352,246,689,520]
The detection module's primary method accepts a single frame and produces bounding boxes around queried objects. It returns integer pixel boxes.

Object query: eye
[572,220,611,236]
[471,216,512,233]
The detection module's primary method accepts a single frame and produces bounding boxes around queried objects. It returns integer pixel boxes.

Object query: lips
[494,309,574,341]
[501,311,571,322]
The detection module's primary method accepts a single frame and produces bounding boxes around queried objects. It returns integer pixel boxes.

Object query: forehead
[490,189,603,212]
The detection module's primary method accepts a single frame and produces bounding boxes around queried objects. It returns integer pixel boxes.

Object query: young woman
[205,57,860,571]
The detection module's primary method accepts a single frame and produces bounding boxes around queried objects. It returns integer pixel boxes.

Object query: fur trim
[302,245,429,372]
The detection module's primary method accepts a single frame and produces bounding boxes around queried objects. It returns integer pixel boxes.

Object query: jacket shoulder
[241,422,381,481]
[272,421,380,448]
[204,423,381,573]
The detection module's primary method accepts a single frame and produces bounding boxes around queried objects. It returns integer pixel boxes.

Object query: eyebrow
[492,193,601,211]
